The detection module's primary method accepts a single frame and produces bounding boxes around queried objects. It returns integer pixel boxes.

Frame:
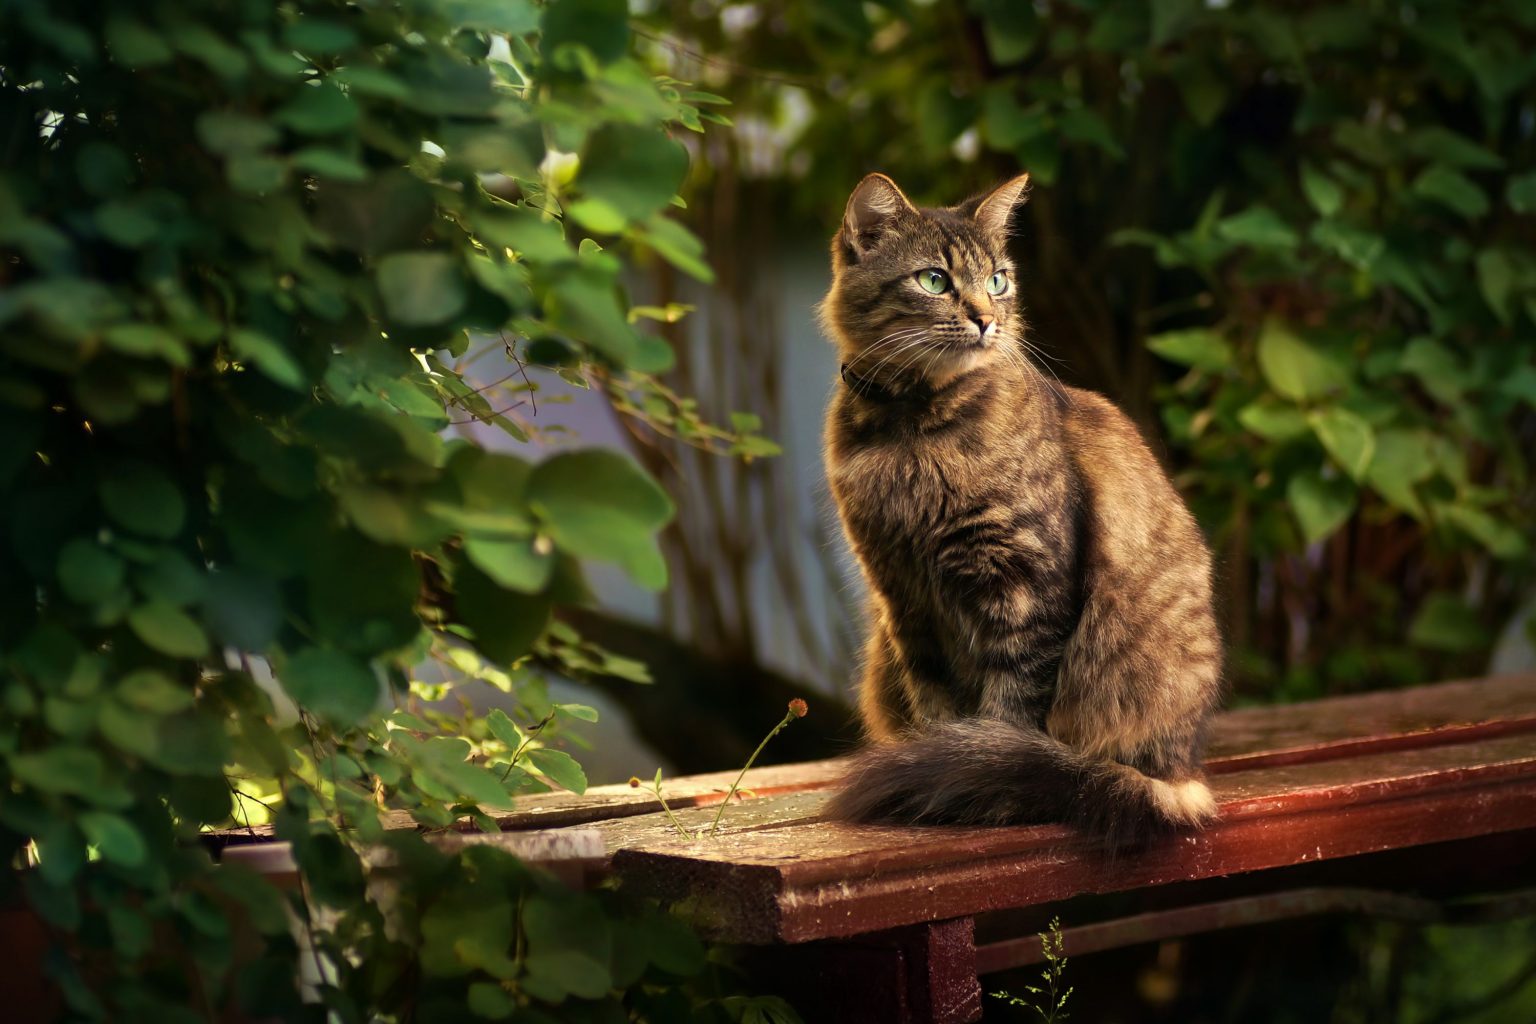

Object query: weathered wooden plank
[205,674,1536,851]
[1205,672,1536,771]
[606,731,1536,943]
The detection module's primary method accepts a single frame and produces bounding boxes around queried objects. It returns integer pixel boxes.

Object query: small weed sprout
[708,699,808,836]
[629,701,809,842]
[633,771,695,841]
[990,916,1073,1023]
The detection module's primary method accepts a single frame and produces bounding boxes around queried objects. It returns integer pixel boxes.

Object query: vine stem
[501,711,555,782]
[708,709,795,836]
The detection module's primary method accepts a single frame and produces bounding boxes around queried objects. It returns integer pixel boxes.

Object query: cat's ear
[841,173,916,256]
[972,173,1031,238]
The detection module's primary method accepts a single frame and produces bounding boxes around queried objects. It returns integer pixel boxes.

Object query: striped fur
[820,173,1223,844]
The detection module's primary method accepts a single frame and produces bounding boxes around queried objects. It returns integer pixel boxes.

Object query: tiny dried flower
[788,698,808,718]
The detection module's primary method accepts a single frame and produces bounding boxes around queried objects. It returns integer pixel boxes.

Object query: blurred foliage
[642,0,1536,701]
[1337,918,1536,1024]
[0,0,789,1020]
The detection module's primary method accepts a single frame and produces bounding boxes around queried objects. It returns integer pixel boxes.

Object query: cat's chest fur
[826,374,1078,626]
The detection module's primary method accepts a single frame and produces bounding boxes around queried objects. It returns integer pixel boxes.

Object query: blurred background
[458,1,1536,1020]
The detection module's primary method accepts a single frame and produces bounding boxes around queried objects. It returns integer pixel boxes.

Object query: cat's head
[821,172,1030,389]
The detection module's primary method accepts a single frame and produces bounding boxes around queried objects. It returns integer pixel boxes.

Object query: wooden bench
[211,674,1536,1022]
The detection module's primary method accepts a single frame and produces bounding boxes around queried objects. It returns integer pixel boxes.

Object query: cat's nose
[970,313,995,337]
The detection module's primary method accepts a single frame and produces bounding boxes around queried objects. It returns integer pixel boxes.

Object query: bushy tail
[825,719,1216,845]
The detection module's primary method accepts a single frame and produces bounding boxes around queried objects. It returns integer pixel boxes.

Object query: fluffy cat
[820,172,1223,843]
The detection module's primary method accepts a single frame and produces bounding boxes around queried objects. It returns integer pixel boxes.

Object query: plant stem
[501,711,555,782]
[651,779,694,841]
[708,710,794,836]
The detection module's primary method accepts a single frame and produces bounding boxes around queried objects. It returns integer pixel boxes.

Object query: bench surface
[501,673,1536,945]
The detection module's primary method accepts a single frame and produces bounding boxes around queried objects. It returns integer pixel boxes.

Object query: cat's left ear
[972,173,1031,238]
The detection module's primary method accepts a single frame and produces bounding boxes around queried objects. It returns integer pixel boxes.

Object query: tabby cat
[820,172,1223,843]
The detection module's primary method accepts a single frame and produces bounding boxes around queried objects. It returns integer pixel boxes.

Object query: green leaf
[203,569,283,650]
[9,747,105,797]
[135,548,206,606]
[105,17,173,66]
[541,0,630,66]
[554,703,599,723]
[1257,319,1348,401]
[472,205,569,262]
[546,271,639,365]
[1408,593,1490,652]
[280,648,380,725]
[227,155,289,195]
[464,536,554,593]
[576,123,689,223]
[196,113,279,155]
[127,602,209,657]
[1398,337,1470,405]
[1311,220,1384,269]
[337,486,450,547]
[1300,164,1343,217]
[104,324,189,366]
[291,148,369,183]
[527,748,587,794]
[634,215,714,283]
[520,894,612,998]
[284,19,358,54]
[57,539,126,605]
[466,981,517,1020]
[1440,505,1527,559]
[485,709,524,750]
[117,669,195,713]
[1475,249,1516,323]
[526,450,673,588]
[1237,401,1310,442]
[273,82,357,136]
[76,143,135,199]
[522,950,611,1000]
[1216,205,1299,249]
[456,560,552,665]
[100,460,185,540]
[78,811,148,868]
[1307,408,1374,481]
[1056,107,1125,159]
[445,0,540,34]
[1146,328,1231,371]
[1366,429,1432,518]
[1405,127,1503,170]
[376,252,467,327]
[230,329,306,389]
[1411,165,1489,219]
[1286,470,1356,545]
[1502,365,1536,408]
[1507,173,1536,214]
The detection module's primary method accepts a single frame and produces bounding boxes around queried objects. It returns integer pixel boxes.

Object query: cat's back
[1058,385,1213,576]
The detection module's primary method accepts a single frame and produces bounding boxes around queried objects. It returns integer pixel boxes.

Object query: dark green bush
[0,1,782,1019]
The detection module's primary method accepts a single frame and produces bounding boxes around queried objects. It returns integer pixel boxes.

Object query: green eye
[987,270,1009,296]
[916,268,950,294]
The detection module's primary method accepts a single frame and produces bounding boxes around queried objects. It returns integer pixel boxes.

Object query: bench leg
[746,917,981,1024]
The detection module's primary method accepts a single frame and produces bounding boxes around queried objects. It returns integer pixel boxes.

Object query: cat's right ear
[841,173,916,259]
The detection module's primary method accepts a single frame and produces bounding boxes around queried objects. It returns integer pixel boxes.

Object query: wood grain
[605,731,1536,943]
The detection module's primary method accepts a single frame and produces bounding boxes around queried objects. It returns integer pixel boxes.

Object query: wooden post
[744,917,981,1024]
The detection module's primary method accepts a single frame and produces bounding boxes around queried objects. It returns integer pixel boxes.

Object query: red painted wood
[203,673,1536,850]
[1205,673,1536,772]
[747,919,982,1024]
[606,731,1536,943]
